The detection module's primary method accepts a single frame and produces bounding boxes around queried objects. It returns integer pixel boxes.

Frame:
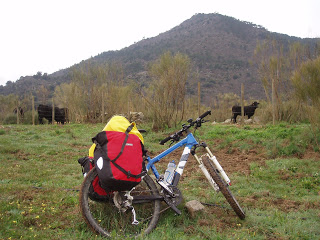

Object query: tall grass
[255,100,310,124]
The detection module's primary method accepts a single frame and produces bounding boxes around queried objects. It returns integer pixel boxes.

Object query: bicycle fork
[193,146,231,192]
[204,147,231,185]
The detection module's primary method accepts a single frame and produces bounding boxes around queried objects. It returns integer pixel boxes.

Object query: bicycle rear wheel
[202,156,245,220]
[79,167,161,237]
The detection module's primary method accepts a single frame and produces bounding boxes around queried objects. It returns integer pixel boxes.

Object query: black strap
[110,124,134,162]
[111,124,147,179]
[94,139,100,149]
[112,161,146,179]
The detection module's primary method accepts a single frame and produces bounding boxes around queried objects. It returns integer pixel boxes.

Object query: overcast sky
[0,0,319,86]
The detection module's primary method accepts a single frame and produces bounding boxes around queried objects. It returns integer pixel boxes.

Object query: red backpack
[92,122,146,192]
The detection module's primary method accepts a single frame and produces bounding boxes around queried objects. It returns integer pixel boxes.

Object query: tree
[253,39,319,123]
[34,71,42,79]
[254,40,288,100]
[292,56,320,147]
[0,94,19,123]
[292,56,320,107]
[144,51,190,130]
[54,61,129,123]
[37,85,50,104]
[254,40,286,123]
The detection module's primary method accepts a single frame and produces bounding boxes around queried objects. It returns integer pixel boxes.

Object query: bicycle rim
[79,167,161,237]
[203,157,246,220]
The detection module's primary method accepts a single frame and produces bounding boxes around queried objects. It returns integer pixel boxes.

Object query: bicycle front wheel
[202,156,245,220]
[79,167,161,237]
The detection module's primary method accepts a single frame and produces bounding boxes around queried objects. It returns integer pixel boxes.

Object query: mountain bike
[79,110,245,237]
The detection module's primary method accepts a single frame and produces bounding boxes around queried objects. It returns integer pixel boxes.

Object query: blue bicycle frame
[145,132,198,186]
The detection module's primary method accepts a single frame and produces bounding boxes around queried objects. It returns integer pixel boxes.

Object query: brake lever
[169,139,175,147]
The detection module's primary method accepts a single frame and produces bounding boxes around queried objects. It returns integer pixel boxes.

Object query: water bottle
[164,160,176,185]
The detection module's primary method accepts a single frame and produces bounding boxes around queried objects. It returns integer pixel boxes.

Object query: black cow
[38,104,53,124]
[37,104,68,124]
[55,107,69,124]
[231,101,259,123]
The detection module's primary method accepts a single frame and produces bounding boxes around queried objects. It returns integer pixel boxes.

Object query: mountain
[1,13,319,104]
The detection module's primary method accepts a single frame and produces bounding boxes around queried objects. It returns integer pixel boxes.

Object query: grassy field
[0,122,319,239]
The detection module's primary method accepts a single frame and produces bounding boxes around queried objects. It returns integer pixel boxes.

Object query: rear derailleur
[113,190,139,225]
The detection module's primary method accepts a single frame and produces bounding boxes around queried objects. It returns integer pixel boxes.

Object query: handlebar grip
[159,135,172,145]
[199,110,211,119]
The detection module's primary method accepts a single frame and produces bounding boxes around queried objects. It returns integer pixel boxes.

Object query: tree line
[0,41,320,134]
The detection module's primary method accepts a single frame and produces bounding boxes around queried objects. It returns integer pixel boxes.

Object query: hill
[1,13,319,104]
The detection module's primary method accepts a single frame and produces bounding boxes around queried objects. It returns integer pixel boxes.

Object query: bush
[256,100,311,124]
[22,111,39,125]
[211,93,240,122]
[2,111,39,125]
[3,114,17,124]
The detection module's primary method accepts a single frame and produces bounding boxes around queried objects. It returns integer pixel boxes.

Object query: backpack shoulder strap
[111,123,147,179]
[110,123,134,162]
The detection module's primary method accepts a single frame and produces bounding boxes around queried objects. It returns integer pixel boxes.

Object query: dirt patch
[272,198,302,212]
[16,151,32,161]
[17,189,42,202]
[303,201,320,210]
[277,169,309,180]
[153,146,266,176]
[212,148,266,175]
[242,194,320,213]
[302,148,320,160]
[241,195,301,212]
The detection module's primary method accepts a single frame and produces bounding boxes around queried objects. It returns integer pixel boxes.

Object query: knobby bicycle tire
[79,167,161,237]
[202,156,246,220]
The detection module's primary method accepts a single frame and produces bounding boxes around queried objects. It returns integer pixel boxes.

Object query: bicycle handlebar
[198,110,211,120]
[159,135,173,145]
[159,110,211,145]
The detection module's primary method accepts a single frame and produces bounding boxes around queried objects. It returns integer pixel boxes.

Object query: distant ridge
[1,13,319,104]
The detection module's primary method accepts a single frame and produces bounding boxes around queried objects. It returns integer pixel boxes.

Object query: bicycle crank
[162,186,183,215]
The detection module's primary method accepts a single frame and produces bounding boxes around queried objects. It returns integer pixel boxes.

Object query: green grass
[0,123,319,239]
[200,123,316,158]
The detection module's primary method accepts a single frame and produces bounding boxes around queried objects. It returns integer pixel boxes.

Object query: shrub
[3,114,17,124]
[22,111,39,125]
[211,93,240,122]
[256,100,311,124]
